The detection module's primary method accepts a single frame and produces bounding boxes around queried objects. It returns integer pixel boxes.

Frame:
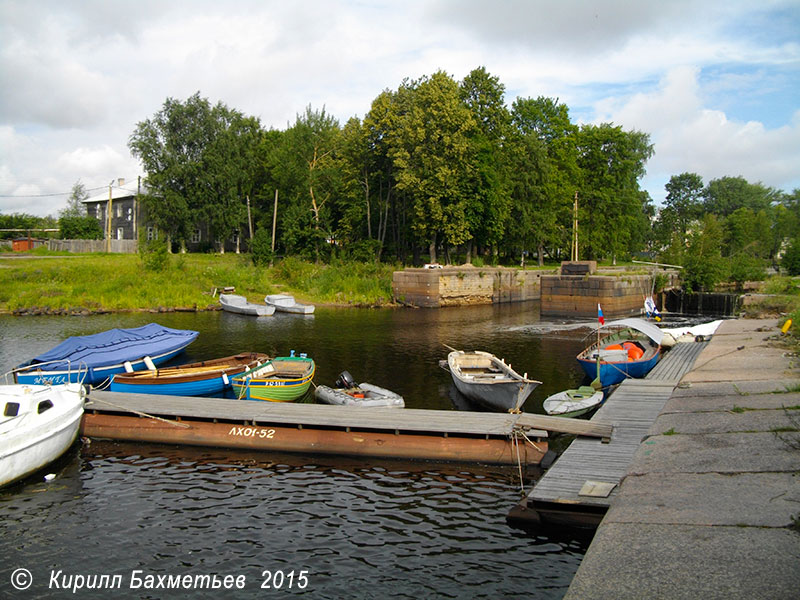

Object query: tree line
[127,68,657,266]
[4,66,799,290]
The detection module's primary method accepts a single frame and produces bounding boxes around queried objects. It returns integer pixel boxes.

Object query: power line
[0,180,138,199]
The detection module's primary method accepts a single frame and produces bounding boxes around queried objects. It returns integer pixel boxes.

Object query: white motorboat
[1,380,86,487]
[265,294,315,315]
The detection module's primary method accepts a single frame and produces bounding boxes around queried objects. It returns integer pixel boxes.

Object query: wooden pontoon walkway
[81,391,611,466]
[511,340,708,526]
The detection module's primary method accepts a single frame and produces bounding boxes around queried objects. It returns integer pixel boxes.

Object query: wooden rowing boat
[232,353,315,402]
[447,349,540,412]
[543,386,604,418]
[109,352,269,397]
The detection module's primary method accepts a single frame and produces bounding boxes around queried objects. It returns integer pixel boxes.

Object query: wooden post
[271,189,278,253]
[246,195,253,240]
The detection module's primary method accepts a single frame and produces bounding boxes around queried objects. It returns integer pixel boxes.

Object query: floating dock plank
[513,341,708,526]
[80,391,594,466]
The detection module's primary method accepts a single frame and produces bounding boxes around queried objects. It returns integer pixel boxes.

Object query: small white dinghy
[1,379,86,487]
[315,371,404,408]
[543,386,604,418]
[265,294,315,315]
[219,294,275,317]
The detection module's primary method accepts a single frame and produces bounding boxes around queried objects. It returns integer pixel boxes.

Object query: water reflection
[0,306,594,599]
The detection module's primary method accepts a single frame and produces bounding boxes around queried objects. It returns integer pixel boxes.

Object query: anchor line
[87,397,191,428]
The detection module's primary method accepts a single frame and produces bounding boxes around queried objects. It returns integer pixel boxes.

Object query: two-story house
[82,178,243,252]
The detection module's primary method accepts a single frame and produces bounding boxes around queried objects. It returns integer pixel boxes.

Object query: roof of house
[83,179,147,204]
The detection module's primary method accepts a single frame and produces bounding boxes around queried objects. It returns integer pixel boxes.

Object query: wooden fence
[48,239,138,254]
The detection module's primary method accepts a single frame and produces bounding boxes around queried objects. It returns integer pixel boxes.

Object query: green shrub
[782,237,800,276]
[250,228,275,267]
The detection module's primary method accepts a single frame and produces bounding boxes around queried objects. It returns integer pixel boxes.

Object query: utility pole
[571,191,579,261]
[106,181,113,253]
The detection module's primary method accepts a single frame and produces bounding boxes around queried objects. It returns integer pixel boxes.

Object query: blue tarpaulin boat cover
[18,323,199,372]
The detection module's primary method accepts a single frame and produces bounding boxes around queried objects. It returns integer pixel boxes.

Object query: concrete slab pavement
[564,319,800,599]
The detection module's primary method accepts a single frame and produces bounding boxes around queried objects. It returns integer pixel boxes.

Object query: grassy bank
[0,252,398,313]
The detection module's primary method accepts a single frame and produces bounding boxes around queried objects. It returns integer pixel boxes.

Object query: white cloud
[1,0,798,216]
[600,66,800,201]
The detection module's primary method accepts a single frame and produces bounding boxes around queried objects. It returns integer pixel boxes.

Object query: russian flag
[597,304,605,325]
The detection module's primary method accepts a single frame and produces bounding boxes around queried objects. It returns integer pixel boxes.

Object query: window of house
[127,208,132,222]
[147,226,157,241]
[191,229,201,243]
[117,227,124,240]
[116,205,122,218]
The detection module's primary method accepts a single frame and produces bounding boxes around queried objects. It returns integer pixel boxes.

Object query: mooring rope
[512,431,525,496]
[88,396,191,428]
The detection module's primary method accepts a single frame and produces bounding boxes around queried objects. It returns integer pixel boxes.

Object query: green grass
[0,253,398,313]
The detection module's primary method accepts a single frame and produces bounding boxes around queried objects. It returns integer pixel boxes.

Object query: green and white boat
[232,352,315,402]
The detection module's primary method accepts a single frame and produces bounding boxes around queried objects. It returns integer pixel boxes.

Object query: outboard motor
[336,370,356,389]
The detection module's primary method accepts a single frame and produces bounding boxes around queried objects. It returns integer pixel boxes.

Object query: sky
[1,0,798,217]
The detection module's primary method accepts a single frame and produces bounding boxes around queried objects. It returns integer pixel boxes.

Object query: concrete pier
[563,319,800,599]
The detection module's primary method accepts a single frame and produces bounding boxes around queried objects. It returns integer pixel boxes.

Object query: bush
[728,254,766,290]
[138,235,169,272]
[250,228,274,267]
[782,237,800,276]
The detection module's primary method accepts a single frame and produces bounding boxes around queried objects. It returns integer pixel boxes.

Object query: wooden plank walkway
[86,391,613,439]
[516,340,708,525]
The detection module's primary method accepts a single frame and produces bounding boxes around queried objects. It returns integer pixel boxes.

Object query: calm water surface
[1,304,596,599]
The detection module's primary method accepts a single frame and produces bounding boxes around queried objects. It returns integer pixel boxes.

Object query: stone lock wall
[392,267,543,307]
[540,274,650,318]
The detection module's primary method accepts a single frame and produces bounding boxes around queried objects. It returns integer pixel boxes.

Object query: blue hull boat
[109,352,268,397]
[576,318,663,388]
[14,323,199,386]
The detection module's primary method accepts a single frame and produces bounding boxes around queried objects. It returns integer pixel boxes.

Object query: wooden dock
[81,391,611,466]
[510,340,708,526]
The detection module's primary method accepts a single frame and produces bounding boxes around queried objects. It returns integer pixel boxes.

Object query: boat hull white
[265,294,315,314]
[1,382,85,487]
[543,387,604,418]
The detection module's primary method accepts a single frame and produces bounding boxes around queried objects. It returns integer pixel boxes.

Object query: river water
[1,304,598,599]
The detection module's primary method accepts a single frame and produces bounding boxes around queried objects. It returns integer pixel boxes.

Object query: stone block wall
[392,267,543,307]
[540,274,650,317]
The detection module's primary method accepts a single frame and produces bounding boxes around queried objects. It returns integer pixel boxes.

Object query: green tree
[703,176,778,217]
[576,124,654,262]
[781,236,800,275]
[509,96,579,265]
[389,71,476,263]
[271,106,344,261]
[61,181,89,218]
[129,92,259,252]
[683,214,727,291]
[459,67,512,262]
[657,172,703,249]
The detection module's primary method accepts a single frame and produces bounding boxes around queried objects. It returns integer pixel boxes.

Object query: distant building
[83,179,142,243]
[82,178,244,253]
